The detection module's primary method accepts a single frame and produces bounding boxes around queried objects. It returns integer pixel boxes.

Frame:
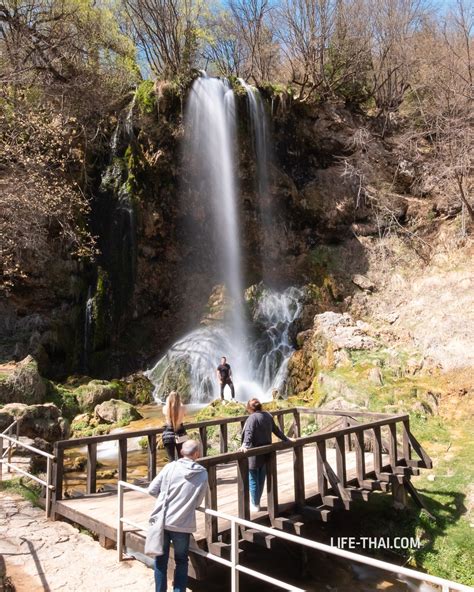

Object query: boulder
[1,402,68,442]
[74,380,121,413]
[94,399,142,424]
[0,356,47,405]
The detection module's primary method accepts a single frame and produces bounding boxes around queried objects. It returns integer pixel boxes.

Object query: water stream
[147,74,301,403]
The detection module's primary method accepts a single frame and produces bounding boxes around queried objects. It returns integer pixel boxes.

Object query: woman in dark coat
[239,398,291,512]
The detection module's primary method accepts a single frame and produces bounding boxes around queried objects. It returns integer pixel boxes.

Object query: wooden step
[322,495,351,510]
[241,528,276,549]
[301,505,332,523]
[394,466,420,477]
[208,542,240,559]
[272,515,306,535]
[346,487,371,502]
[358,479,389,492]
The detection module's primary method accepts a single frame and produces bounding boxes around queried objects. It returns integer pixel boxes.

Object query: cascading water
[147,286,303,403]
[185,75,246,343]
[239,79,269,199]
[251,287,303,395]
[239,79,279,281]
[147,75,302,404]
[82,286,94,372]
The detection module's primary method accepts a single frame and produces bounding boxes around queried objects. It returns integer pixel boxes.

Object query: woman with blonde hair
[162,391,188,461]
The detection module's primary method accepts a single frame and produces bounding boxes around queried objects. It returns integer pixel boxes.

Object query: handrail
[54,407,396,449]
[1,419,19,435]
[0,431,56,518]
[1,432,56,459]
[116,480,471,592]
[197,413,409,468]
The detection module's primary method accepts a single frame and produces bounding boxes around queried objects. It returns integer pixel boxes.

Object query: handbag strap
[161,461,177,519]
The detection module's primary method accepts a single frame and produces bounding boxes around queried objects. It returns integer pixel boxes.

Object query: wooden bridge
[47,406,432,575]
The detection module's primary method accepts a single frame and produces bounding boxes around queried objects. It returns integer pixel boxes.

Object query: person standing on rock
[147,440,208,592]
[216,356,236,401]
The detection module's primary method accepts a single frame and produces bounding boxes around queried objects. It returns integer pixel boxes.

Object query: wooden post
[292,410,301,438]
[277,414,285,434]
[53,444,64,501]
[293,445,305,509]
[237,457,250,520]
[392,478,408,510]
[335,435,347,487]
[388,423,398,469]
[266,451,278,522]
[199,427,208,457]
[220,424,228,454]
[402,419,411,464]
[344,418,352,452]
[147,435,157,481]
[205,465,218,545]
[354,431,366,484]
[86,443,97,494]
[373,426,382,474]
[118,439,127,483]
[0,436,3,481]
[316,440,328,497]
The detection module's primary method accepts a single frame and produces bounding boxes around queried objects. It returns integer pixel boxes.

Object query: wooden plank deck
[55,446,383,544]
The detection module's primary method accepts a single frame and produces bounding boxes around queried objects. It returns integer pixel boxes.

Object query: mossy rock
[0,356,47,405]
[195,399,247,422]
[120,373,154,405]
[94,399,142,424]
[74,380,121,413]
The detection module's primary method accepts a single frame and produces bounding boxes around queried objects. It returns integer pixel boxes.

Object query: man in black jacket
[216,356,235,400]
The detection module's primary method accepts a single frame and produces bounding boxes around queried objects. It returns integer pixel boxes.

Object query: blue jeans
[154,530,190,592]
[249,466,266,506]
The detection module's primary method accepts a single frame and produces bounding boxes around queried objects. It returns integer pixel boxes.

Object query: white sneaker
[250,503,260,512]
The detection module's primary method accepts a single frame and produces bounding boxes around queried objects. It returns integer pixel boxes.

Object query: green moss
[136,80,156,115]
[0,477,41,506]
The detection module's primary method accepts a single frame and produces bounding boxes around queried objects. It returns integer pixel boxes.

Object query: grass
[321,395,473,586]
[0,477,41,506]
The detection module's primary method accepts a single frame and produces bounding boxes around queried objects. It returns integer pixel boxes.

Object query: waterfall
[185,76,246,344]
[239,79,278,280]
[147,286,303,403]
[251,287,303,395]
[82,286,94,372]
[239,79,269,199]
[147,75,300,404]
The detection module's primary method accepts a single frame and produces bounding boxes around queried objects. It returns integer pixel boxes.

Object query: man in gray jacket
[147,440,208,592]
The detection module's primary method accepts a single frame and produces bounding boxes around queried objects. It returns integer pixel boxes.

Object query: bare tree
[121,0,203,79]
[229,0,279,83]
[203,10,247,77]
[365,0,428,132]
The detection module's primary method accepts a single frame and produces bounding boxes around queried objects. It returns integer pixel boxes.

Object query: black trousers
[164,441,183,462]
[220,379,235,399]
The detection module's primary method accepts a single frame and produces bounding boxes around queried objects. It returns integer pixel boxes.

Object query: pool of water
[63,403,205,495]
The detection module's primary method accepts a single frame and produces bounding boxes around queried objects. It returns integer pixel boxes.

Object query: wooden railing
[51,407,431,518]
[197,410,432,548]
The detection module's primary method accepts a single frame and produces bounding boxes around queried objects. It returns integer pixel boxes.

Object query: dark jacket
[241,411,289,469]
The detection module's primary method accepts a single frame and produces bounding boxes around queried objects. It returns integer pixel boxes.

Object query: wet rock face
[1,97,395,381]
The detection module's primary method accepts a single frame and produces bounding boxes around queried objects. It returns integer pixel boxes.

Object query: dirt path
[0,492,155,592]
